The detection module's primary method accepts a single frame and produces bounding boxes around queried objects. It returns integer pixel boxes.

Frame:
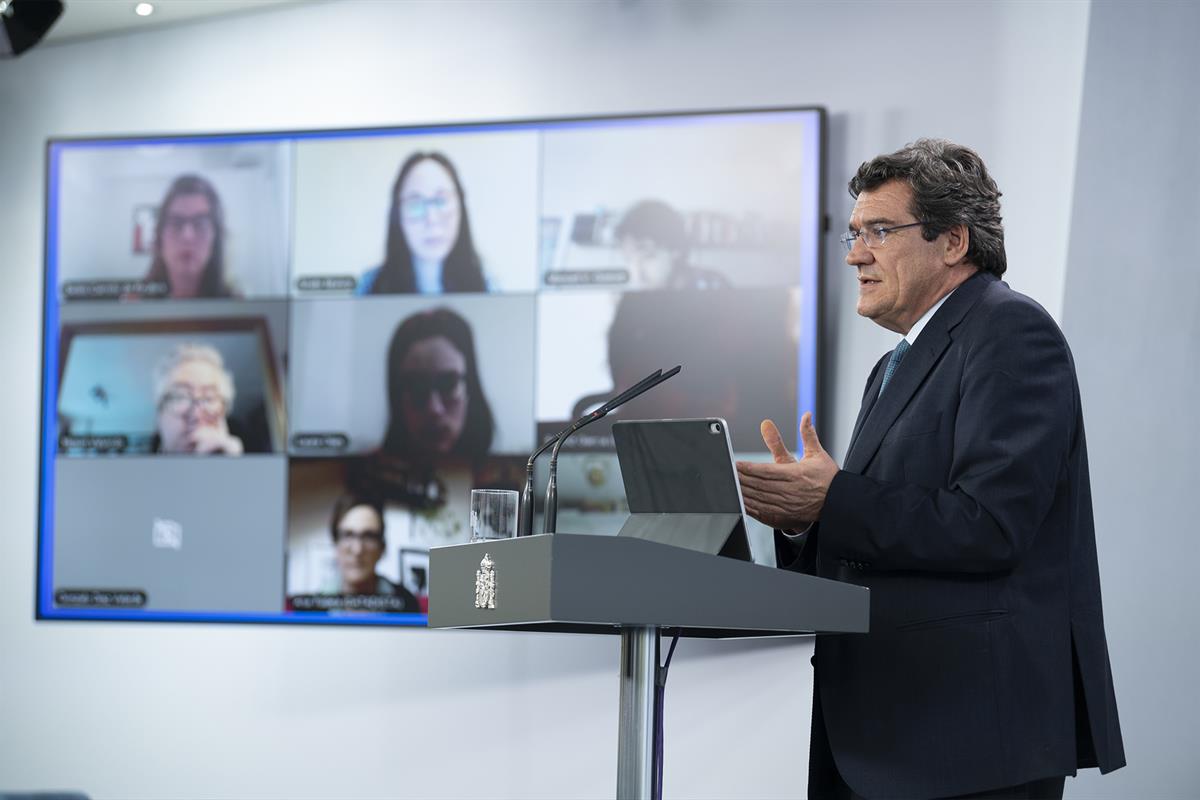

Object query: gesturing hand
[735,412,839,530]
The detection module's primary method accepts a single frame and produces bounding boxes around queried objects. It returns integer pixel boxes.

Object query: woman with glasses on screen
[380,307,494,463]
[358,152,487,295]
[152,343,245,455]
[145,174,238,299]
[325,493,420,609]
[340,307,497,553]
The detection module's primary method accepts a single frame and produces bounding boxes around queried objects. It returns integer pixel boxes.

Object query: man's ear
[943,224,970,266]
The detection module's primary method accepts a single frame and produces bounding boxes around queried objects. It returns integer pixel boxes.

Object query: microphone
[543,365,681,534]
[517,369,663,537]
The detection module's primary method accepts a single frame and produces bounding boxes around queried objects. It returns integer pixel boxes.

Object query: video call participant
[569,289,796,451]
[360,152,487,295]
[616,199,729,290]
[152,343,245,455]
[381,307,494,465]
[145,174,238,299]
[737,140,1125,799]
[327,493,420,609]
[604,290,737,420]
[344,307,498,548]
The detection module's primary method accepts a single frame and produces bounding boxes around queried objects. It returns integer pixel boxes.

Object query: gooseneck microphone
[518,369,664,537]
[543,365,681,534]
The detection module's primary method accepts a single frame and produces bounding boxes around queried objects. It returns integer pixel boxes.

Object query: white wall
[0,1,1091,797]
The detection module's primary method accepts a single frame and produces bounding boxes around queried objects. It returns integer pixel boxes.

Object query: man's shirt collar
[904,286,958,346]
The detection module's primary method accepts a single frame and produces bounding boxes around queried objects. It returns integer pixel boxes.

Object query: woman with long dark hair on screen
[145,174,237,299]
[345,307,497,545]
[380,307,494,464]
[359,152,487,295]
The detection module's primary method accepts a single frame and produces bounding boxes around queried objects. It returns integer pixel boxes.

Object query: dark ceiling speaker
[0,0,64,59]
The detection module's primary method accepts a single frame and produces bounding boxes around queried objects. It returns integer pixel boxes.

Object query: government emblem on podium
[474,553,496,609]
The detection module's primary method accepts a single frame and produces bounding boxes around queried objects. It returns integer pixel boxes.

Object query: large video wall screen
[39,108,825,625]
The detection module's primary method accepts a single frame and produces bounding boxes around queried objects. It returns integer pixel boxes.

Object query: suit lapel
[845,355,888,460]
[843,272,995,474]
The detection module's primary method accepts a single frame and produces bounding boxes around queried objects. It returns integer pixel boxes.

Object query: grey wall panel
[1062,1,1200,796]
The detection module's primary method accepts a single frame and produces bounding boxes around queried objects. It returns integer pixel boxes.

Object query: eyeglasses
[839,221,927,253]
[400,192,457,222]
[160,389,225,416]
[399,370,466,404]
[162,213,216,238]
[336,530,384,546]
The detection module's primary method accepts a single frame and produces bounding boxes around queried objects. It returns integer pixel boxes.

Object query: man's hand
[736,412,839,529]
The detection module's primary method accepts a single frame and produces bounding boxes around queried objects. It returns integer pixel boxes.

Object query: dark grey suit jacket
[777,272,1125,797]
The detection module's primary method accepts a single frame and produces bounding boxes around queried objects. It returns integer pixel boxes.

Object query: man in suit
[736,139,1125,799]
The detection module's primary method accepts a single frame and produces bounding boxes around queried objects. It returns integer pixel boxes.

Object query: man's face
[847,180,950,334]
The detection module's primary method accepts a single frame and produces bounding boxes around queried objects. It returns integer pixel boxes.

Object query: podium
[428,533,869,799]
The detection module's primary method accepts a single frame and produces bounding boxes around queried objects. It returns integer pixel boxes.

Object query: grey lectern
[428,532,869,799]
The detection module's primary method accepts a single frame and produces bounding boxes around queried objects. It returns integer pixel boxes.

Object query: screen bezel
[37,105,827,626]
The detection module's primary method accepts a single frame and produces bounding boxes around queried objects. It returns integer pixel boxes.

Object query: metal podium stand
[428,533,869,799]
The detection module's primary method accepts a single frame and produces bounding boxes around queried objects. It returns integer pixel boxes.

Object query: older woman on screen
[152,343,244,455]
[359,152,487,295]
[145,174,237,299]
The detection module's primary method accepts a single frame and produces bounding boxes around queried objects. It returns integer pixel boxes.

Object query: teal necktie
[879,339,910,396]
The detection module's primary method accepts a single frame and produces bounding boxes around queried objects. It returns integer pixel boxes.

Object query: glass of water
[470,489,518,542]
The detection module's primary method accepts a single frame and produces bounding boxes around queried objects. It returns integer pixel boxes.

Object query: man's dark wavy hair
[849,138,1006,277]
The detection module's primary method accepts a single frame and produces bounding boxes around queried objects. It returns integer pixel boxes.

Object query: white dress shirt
[903,285,956,347]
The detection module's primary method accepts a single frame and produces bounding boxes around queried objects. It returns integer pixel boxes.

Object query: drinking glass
[470,489,518,542]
